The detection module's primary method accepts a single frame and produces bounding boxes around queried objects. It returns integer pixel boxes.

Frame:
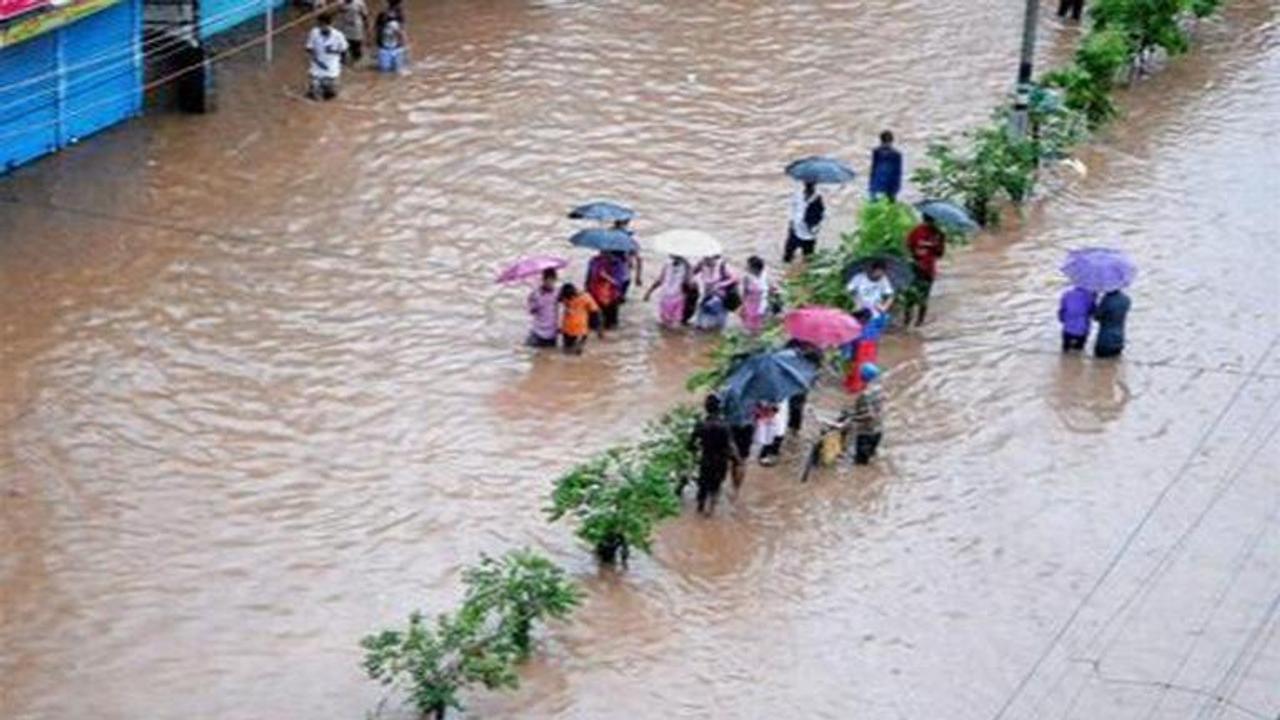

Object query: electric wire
[988,336,1280,720]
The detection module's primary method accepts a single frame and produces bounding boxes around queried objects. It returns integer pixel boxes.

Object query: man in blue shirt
[1093,289,1131,358]
[868,130,903,202]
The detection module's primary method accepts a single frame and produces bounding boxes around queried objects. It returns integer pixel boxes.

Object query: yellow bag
[819,430,844,466]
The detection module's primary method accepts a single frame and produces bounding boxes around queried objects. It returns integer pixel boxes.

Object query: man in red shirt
[904,214,946,326]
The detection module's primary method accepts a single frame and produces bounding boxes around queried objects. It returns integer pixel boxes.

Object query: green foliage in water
[546,446,681,563]
[911,121,1039,227]
[1043,28,1133,126]
[845,198,918,260]
[1091,0,1192,56]
[361,610,519,720]
[361,551,578,718]
[460,549,580,660]
[636,405,701,491]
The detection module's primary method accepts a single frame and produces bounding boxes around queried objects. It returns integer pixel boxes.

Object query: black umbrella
[845,255,916,293]
[568,201,635,223]
[785,156,857,185]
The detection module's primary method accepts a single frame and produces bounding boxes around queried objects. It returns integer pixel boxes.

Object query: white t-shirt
[306,27,349,79]
[789,188,817,240]
[846,272,893,311]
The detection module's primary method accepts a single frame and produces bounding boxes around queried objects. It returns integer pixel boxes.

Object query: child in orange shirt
[559,283,604,354]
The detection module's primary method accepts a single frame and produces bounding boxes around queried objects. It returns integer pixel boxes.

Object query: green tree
[547,448,681,565]
[460,549,580,660]
[361,610,519,720]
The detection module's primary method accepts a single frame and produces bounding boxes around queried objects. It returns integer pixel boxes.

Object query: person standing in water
[336,0,369,65]
[851,363,885,465]
[693,255,736,332]
[611,219,643,301]
[305,13,349,101]
[1092,288,1131,358]
[785,182,825,263]
[558,283,604,354]
[904,213,946,326]
[586,251,622,330]
[374,0,407,73]
[740,256,773,334]
[1058,285,1096,353]
[868,130,903,202]
[526,268,559,348]
[689,394,740,516]
[644,255,693,328]
[1058,0,1084,21]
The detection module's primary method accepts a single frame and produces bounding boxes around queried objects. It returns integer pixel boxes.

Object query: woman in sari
[740,255,771,334]
[644,255,692,327]
[585,251,622,330]
[693,255,735,332]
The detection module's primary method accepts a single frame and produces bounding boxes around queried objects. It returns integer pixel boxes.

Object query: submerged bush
[547,448,681,564]
[361,551,578,718]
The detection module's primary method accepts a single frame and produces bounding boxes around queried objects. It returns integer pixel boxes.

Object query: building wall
[0,0,143,173]
[199,0,283,41]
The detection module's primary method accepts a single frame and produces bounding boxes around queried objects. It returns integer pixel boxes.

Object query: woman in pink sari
[644,255,692,327]
[740,255,771,334]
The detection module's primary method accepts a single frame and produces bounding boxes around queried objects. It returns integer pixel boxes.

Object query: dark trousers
[784,229,816,263]
[591,303,620,330]
[696,461,727,512]
[1095,344,1123,359]
[788,393,807,433]
[1062,333,1087,353]
[346,39,364,63]
[731,425,754,459]
[854,433,882,465]
[759,437,783,460]
[1058,0,1084,20]
[681,286,699,325]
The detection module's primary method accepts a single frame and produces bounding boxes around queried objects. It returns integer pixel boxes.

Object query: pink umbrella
[495,255,568,284]
[783,307,862,348]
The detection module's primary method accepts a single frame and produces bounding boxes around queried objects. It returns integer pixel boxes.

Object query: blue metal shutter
[61,0,142,144]
[0,34,58,172]
[200,0,285,40]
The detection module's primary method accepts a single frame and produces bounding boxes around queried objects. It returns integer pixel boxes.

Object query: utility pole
[1010,0,1040,139]
[265,0,274,64]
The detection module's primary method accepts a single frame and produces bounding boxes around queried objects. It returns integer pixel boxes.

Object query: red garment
[907,223,946,280]
[587,257,620,307]
[843,340,880,394]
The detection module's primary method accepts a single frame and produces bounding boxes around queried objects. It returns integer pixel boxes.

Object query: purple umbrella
[1060,247,1137,293]
[495,255,568,284]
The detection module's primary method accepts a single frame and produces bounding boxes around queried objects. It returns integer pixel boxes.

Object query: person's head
[540,267,557,289]
[860,362,882,384]
[704,394,722,416]
[388,0,402,8]
[923,212,938,228]
[803,181,816,197]
[558,283,577,302]
[318,12,333,28]
[852,308,873,324]
[747,256,764,275]
[869,259,887,280]
[671,255,688,268]
[879,130,895,146]
[613,218,631,230]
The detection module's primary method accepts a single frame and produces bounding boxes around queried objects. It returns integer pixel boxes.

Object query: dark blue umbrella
[720,349,818,424]
[569,228,639,253]
[568,201,635,223]
[785,156,857,185]
[915,200,979,233]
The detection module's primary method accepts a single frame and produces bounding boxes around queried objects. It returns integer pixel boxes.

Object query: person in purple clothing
[1058,285,1096,353]
[526,268,560,348]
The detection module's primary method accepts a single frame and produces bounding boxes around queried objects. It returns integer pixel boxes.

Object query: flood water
[2,1,1279,718]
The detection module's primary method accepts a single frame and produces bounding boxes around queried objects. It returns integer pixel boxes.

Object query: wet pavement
[1,1,1278,718]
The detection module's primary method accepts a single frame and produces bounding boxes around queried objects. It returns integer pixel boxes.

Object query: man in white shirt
[305,13,349,101]
[846,260,894,315]
[784,182,824,263]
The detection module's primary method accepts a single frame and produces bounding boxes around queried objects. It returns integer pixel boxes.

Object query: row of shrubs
[360,2,1224,716]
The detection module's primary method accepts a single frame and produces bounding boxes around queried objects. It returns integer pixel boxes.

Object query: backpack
[804,195,825,230]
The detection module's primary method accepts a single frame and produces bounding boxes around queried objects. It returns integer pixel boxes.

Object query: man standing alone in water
[690,395,740,516]
[868,130,903,202]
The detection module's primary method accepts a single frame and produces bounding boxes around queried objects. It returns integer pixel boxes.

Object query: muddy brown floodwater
[2,1,1279,718]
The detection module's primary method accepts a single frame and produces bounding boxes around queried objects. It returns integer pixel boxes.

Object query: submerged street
[1,1,1278,718]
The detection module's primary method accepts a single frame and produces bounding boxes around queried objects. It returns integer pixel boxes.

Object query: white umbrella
[649,229,723,258]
